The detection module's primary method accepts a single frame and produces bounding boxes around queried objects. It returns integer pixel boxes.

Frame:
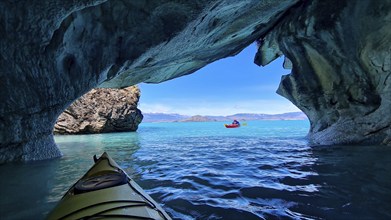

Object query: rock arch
[0,0,389,163]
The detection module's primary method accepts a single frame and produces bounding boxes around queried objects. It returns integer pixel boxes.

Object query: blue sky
[138,43,300,116]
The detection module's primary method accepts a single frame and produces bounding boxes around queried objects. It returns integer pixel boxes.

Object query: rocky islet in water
[54,86,143,134]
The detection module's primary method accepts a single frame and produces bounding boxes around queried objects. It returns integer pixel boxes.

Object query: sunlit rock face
[54,86,142,134]
[0,0,298,163]
[256,0,391,145]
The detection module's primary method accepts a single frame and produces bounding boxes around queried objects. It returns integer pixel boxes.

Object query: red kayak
[225,124,240,128]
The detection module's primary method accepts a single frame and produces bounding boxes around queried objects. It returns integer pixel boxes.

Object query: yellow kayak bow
[47,152,171,220]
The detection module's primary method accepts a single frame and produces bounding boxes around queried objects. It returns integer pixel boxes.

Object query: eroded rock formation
[255,0,391,145]
[0,0,390,163]
[54,86,142,134]
[0,0,298,163]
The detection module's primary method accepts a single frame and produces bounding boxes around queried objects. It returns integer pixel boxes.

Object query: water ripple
[1,121,390,220]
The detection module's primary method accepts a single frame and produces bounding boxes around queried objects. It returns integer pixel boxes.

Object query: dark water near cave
[0,120,390,219]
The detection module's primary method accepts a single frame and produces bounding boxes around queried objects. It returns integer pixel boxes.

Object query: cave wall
[256,0,391,145]
[1,0,390,163]
[0,0,298,163]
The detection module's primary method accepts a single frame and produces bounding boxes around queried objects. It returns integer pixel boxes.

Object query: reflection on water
[0,132,141,220]
[306,145,391,219]
[0,121,390,219]
[134,134,391,220]
[0,159,60,220]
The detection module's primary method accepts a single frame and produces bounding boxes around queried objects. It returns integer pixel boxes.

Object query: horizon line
[141,111,304,117]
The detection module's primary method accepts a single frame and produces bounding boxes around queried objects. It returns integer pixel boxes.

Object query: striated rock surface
[54,86,142,134]
[0,0,390,163]
[256,0,391,145]
[0,0,298,163]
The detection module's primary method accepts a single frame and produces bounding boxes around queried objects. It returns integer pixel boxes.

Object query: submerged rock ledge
[0,0,390,163]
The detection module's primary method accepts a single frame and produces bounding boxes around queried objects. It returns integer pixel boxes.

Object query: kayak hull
[225,124,240,128]
[47,152,171,220]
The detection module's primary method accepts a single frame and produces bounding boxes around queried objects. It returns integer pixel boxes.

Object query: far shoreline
[142,112,308,123]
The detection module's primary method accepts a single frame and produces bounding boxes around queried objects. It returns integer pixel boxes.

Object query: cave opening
[138,43,301,118]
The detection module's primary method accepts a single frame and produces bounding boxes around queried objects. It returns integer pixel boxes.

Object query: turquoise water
[1,120,391,219]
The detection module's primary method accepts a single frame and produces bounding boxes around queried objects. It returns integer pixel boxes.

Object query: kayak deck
[47,152,171,220]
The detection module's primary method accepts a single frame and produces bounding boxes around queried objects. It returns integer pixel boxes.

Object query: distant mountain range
[142,112,307,122]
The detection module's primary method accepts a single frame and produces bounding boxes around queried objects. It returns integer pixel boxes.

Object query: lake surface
[1,120,390,219]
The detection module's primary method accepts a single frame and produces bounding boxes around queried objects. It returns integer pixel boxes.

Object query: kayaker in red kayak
[225,120,240,128]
